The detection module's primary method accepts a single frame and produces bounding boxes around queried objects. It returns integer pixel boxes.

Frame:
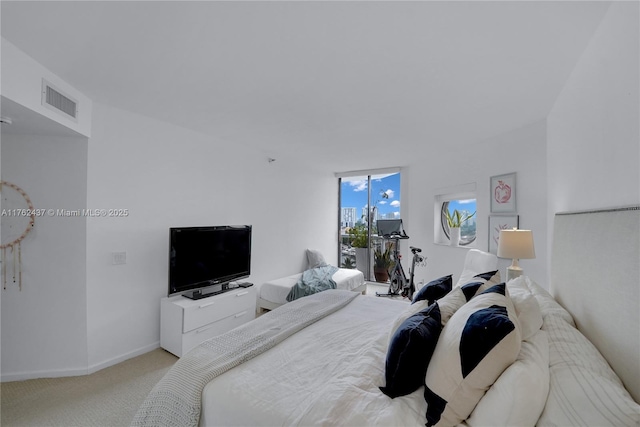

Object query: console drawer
[183,289,254,333]
[161,285,257,357]
[182,309,255,354]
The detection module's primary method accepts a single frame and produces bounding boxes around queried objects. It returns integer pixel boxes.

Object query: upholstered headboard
[551,206,640,402]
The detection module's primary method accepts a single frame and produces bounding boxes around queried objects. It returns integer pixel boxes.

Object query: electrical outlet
[112,251,127,265]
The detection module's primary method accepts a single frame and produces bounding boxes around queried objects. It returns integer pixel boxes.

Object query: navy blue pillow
[478,282,507,297]
[474,270,499,281]
[412,275,453,305]
[424,282,519,427]
[460,281,485,301]
[380,303,442,398]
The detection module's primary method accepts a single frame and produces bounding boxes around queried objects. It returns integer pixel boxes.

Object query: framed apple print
[490,172,516,213]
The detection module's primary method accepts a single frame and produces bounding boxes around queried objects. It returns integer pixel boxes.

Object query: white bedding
[139,210,640,427]
[200,295,418,426]
[259,267,365,306]
[200,276,640,427]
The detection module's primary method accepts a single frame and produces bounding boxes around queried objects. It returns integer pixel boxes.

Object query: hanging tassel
[18,242,22,291]
[2,247,6,290]
[12,245,16,284]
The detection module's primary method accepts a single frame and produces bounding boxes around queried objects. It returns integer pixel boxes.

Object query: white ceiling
[1,1,611,173]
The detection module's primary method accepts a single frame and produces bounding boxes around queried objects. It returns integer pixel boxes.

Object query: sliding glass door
[338,171,401,281]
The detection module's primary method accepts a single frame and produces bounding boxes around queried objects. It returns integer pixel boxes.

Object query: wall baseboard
[87,341,160,375]
[0,341,160,383]
[1,366,89,383]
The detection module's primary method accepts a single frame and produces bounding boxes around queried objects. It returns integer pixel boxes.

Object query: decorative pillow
[306,249,326,269]
[473,270,501,285]
[437,270,501,326]
[522,276,577,326]
[389,271,501,341]
[380,303,443,398]
[424,283,521,427]
[467,329,550,427]
[412,275,453,305]
[388,299,430,342]
[506,277,543,340]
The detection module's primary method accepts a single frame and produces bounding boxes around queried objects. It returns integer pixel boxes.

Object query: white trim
[0,341,161,382]
[1,366,89,382]
[88,341,160,374]
[434,182,477,200]
[335,167,401,179]
[556,205,639,215]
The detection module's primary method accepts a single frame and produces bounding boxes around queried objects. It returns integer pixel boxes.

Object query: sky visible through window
[447,198,476,217]
[446,198,477,245]
[340,173,401,223]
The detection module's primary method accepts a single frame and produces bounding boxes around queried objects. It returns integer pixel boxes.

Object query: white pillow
[438,270,501,326]
[522,276,577,327]
[507,277,543,340]
[455,249,498,288]
[305,249,326,269]
[424,283,521,427]
[466,329,550,427]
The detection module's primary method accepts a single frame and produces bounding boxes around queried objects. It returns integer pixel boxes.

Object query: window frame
[337,168,402,280]
[440,200,477,246]
[434,184,477,247]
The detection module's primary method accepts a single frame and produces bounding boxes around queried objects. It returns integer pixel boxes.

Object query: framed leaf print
[488,215,519,254]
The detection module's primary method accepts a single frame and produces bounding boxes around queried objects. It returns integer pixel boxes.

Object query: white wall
[1,38,92,138]
[85,103,338,370]
[548,2,639,216]
[1,133,89,380]
[3,0,636,378]
[404,120,548,288]
[547,2,639,284]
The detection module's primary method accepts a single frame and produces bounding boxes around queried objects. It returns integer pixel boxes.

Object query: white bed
[257,267,366,311]
[134,206,640,427]
[200,277,639,426]
[203,295,415,426]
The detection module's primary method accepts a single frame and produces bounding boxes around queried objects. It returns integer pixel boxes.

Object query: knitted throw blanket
[131,289,359,427]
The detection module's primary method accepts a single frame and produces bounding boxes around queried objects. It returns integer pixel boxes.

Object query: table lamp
[497,228,535,281]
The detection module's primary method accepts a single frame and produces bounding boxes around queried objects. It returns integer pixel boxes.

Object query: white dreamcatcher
[1,181,36,290]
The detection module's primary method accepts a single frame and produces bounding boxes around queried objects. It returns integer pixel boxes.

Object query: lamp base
[506,265,524,282]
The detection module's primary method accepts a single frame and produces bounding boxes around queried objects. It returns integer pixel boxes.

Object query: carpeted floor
[365,281,411,300]
[1,348,177,427]
[1,285,404,427]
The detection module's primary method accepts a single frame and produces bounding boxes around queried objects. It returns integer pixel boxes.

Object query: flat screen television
[169,225,252,299]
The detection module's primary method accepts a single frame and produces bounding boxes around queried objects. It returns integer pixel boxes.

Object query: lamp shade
[497,229,536,259]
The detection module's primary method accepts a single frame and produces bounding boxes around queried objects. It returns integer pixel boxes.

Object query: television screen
[169,225,251,298]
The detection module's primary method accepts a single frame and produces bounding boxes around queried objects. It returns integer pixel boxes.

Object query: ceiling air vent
[41,79,78,122]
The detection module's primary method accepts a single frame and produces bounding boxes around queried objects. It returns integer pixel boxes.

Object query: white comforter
[200,295,420,426]
[199,278,640,427]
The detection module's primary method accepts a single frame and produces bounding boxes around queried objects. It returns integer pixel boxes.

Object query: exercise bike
[375,220,425,300]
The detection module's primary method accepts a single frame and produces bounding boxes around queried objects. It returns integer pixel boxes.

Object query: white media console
[160,285,257,357]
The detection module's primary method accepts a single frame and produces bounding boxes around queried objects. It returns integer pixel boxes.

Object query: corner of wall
[1,37,92,137]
